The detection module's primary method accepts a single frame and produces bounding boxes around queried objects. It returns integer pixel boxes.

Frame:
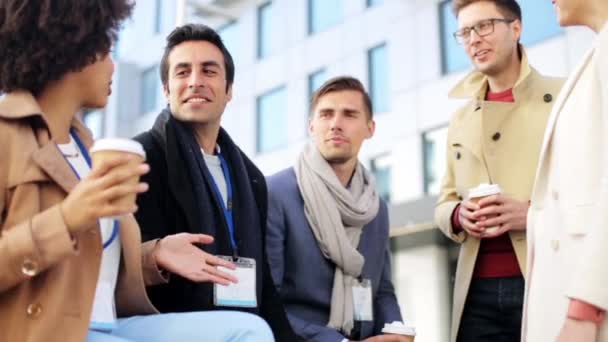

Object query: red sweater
[452,88,522,278]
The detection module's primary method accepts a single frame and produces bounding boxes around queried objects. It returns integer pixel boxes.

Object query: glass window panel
[367,0,384,8]
[257,87,288,153]
[368,44,389,114]
[423,126,448,195]
[154,0,162,34]
[371,154,392,202]
[83,110,104,139]
[218,21,240,67]
[439,1,470,74]
[520,1,562,45]
[141,65,159,114]
[257,2,277,59]
[307,69,327,132]
[309,0,343,34]
[308,68,327,105]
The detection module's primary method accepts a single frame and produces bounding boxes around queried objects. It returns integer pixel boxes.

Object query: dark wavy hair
[0,0,134,95]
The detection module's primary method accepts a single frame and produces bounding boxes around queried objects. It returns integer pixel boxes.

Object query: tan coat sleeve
[141,239,169,286]
[434,124,467,243]
[0,203,78,293]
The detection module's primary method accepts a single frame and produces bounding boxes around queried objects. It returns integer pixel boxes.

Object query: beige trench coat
[434,51,564,342]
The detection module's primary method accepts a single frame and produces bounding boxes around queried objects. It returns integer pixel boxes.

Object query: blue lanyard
[61,129,119,249]
[207,151,237,257]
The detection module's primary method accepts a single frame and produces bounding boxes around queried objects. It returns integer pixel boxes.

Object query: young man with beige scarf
[265,76,405,342]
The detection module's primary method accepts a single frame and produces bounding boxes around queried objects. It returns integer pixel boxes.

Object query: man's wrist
[568,299,606,325]
[152,238,169,274]
[451,203,464,233]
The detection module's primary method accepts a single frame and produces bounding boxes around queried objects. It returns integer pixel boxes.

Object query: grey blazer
[266,168,403,342]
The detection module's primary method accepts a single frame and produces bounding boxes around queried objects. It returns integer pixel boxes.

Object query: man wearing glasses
[434,1,564,341]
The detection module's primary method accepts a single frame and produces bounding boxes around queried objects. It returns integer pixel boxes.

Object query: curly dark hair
[0,0,134,95]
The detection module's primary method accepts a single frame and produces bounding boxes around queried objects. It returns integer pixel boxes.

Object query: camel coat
[0,91,166,342]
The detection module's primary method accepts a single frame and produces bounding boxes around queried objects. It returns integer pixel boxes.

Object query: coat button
[552,190,559,201]
[26,303,43,318]
[492,132,501,141]
[21,258,39,277]
[455,151,461,160]
[544,94,553,103]
[551,239,560,251]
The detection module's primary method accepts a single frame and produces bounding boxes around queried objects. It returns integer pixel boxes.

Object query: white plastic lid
[381,321,416,336]
[468,183,501,198]
[90,138,146,160]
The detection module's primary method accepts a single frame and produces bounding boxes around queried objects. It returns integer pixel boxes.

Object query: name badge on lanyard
[61,129,120,248]
[62,130,120,331]
[353,278,373,321]
[214,256,257,308]
[90,282,118,331]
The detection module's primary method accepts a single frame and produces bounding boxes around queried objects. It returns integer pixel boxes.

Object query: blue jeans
[457,276,524,342]
[87,311,274,342]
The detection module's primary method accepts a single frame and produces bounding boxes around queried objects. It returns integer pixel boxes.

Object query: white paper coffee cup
[90,138,146,208]
[468,183,501,199]
[382,321,416,339]
[468,183,502,233]
[90,138,146,158]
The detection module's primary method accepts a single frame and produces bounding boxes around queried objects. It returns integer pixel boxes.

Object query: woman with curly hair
[0,1,273,341]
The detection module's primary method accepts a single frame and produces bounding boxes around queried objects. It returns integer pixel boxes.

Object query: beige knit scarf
[295,143,379,336]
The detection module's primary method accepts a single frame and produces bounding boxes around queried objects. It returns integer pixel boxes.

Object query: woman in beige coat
[0,1,273,341]
[524,0,608,341]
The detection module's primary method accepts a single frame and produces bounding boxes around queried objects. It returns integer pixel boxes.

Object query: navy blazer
[266,168,403,342]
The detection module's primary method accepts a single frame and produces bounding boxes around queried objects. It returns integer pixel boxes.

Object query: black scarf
[167,113,263,262]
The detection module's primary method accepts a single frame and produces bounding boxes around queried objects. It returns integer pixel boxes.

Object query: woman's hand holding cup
[60,139,148,233]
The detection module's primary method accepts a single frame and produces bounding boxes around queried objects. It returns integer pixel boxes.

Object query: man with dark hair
[265,76,406,342]
[134,24,297,341]
[0,2,272,342]
[434,0,564,341]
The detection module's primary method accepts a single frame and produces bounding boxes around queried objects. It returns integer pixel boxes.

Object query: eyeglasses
[453,18,516,44]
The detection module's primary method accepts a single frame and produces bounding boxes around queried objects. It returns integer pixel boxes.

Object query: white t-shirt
[202,147,227,207]
[57,136,121,330]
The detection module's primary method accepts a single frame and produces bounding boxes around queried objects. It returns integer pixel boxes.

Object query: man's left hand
[557,319,597,342]
[473,194,529,238]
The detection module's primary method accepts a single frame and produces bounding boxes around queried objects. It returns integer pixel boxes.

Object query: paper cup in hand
[382,321,416,341]
[90,138,146,209]
[468,183,501,234]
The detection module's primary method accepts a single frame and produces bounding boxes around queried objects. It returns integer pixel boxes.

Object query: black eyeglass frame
[453,18,516,44]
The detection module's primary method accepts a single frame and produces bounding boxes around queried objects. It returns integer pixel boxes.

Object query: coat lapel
[537,49,595,169]
[0,91,94,195]
[451,100,485,163]
[30,118,93,194]
[31,138,79,193]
